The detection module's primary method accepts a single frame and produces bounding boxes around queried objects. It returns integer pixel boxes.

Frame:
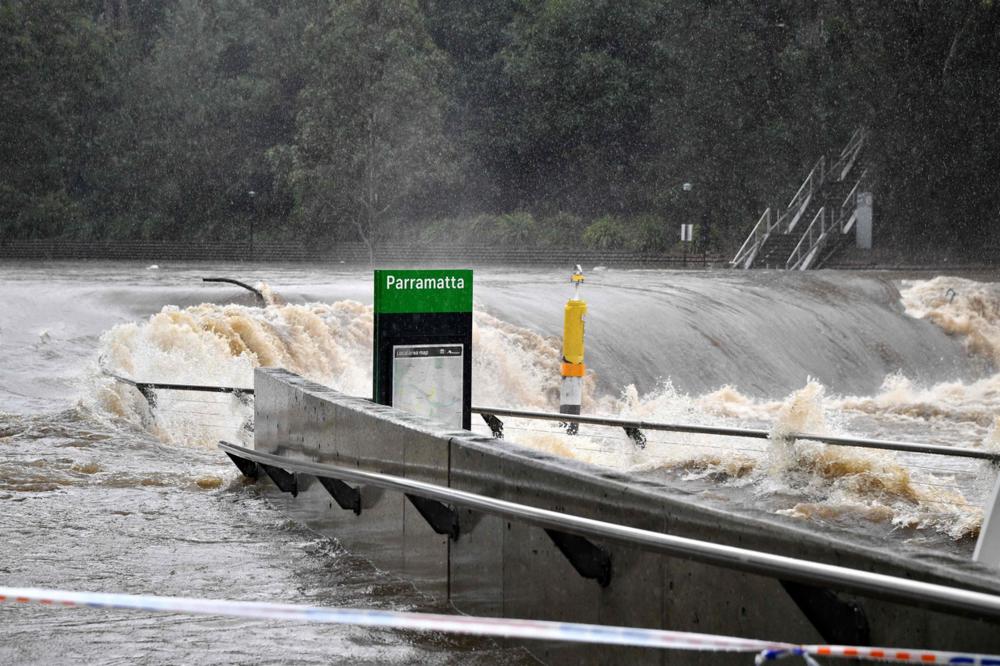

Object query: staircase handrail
[830,128,865,183]
[799,168,872,270]
[779,155,824,233]
[838,127,864,160]
[730,207,774,268]
[836,168,868,234]
[733,127,866,270]
[786,207,828,270]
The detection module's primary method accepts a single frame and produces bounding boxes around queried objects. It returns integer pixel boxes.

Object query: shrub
[627,213,671,252]
[537,211,586,247]
[493,212,537,246]
[582,215,630,249]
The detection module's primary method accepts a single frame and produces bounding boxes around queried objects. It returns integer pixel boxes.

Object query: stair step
[736,128,867,269]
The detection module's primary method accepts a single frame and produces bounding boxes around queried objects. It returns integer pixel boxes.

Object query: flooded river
[2,261,999,663]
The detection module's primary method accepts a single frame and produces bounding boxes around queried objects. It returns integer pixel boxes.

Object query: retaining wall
[253,368,1000,665]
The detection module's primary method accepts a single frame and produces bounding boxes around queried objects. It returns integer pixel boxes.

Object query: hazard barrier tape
[758,646,1000,665]
[0,586,789,653]
[2,586,1000,664]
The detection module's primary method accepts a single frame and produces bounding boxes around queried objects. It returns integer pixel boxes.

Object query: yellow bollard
[560,266,587,434]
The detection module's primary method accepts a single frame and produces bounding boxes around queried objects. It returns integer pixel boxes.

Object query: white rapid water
[0,262,534,665]
[82,267,1000,545]
[3,262,999,664]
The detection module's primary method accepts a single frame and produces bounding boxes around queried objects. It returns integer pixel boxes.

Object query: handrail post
[731,207,773,268]
[975,470,1000,567]
[220,440,1000,617]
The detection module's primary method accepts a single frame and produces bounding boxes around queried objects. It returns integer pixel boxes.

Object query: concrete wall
[254,368,1000,664]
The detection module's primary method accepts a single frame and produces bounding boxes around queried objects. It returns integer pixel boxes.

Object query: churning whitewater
[88,268,1000,544]
[3,263,999,663]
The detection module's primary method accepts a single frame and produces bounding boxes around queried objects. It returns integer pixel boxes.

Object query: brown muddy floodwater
[2,261,999,663]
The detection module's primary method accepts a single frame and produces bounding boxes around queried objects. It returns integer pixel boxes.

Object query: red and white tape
[2,586,999,664]
[798,645,1000,665]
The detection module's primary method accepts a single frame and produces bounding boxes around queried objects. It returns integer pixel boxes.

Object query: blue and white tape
[0,586,789,653]
[3,586,999,664]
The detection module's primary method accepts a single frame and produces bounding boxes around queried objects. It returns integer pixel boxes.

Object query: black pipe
[202,277,266,305]
[101,369,253,395]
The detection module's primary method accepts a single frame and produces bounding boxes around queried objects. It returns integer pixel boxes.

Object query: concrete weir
[252,368,1000,664]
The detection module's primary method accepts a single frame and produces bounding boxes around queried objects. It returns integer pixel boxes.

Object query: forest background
[2,0,998,260]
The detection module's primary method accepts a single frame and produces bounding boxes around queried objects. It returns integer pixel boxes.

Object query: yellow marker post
[560,265,587,434]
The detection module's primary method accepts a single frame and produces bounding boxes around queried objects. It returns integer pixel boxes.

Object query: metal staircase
[731,129,869,270]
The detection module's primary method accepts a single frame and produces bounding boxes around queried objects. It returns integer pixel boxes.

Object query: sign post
[680,223,694,266]
[373,269,473,430]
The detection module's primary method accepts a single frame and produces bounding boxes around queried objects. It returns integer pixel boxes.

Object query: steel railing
[730,208,773,268]
[830,128,866,182]
[781,155,825,234]
[219,440,1000,619]
[733,128,867,270]
[102,369,253,396]
[471,405,1000,462]
[784,165,871,270]
[102,371,1000,463]
[730,156,824,269]
[785,207,829,271]
[838,168,868,234]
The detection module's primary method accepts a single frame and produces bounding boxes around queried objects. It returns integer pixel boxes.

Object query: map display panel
[391,344,464,429]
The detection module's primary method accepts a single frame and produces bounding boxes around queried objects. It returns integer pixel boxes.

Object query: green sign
[374,269,473,314]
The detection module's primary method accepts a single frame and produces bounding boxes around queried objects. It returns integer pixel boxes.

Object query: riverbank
[4,239,998,272]
[0,239,724,268]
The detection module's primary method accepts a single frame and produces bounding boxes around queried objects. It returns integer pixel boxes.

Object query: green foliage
[582,216,630,251]
[0,0,112,239]
[582,214,670,252]
[535,211,587,248]
[628,214,673,253]
[419,212,539,247]
[492,212,537,246]
[280,0,455,262]
[2,0,999,259]
[495,0,673,214]
[95,0,294,240]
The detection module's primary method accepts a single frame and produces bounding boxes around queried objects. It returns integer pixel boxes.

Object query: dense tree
[844,0,1000,254]
[496,0,674,215]
[421,0,518,212]
[0,0,112,239]
[276,0,454,263]
[97,0,289,239]
[1,0,998,260]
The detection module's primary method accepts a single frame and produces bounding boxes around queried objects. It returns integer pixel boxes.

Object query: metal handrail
[782,156,824,234]
[733,128,866,270]
[838,168,868,234]
[202,277,266,305]
[103,368,1000,462]
[785,207,828,271]
[785,156,869,271]
[830,129,865,182]
[838,128,863,160]
[102,369,253,395]
[730,208,772,268]
[471,405,1000,462]
[219,440,1000,619]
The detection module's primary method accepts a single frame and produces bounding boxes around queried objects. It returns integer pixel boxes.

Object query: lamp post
[671,182,694,267]
[247,190,256,261]
[700,209,710,267]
